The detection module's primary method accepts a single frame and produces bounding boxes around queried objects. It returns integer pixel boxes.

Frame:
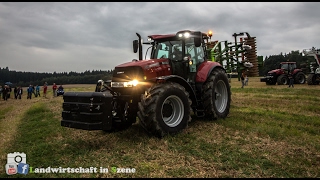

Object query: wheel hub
[161,95,184,127]
[215,80,228,113]
[162,103,173,118]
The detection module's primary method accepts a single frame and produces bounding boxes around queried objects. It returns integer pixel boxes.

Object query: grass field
[0,77,319,178]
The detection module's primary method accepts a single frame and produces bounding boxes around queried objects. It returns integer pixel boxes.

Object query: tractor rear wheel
[137,82,191,138]
[277,74,288,85]
[202,68,231,120]
[307,74,319,85]
[294,72,306,84]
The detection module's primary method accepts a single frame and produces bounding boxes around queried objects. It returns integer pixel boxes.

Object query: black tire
[307,74,319,85]
[294,72,306,84]
[202,68,231,120]
[137,82,192,138]
[277,74,288,85]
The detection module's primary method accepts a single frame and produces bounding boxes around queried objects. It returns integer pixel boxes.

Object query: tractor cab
[280,62,296,73]
[152,38,206,81]
[133,30,209,82]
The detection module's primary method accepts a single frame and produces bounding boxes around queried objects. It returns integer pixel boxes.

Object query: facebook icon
[17,163,29,175]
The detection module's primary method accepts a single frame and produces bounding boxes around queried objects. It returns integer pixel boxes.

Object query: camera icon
[7,152,26,165]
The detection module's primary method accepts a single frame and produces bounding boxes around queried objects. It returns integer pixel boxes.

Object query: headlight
[111,80,139,87]
[125,80,139,87]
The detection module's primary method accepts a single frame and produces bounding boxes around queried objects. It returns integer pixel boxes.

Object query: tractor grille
[112,66,144,82]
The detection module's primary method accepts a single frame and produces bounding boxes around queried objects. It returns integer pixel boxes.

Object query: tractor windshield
[280,63,296,71]
[153,38,205,65]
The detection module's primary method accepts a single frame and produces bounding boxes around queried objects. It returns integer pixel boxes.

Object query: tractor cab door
[153,41,189,80]
[170,39,205,81]
[186,44,205,72]
[289,63,296,73]
[170,44,190,80]
[185,42,205,83]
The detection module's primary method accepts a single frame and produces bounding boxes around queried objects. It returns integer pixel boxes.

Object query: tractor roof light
[208,30,213,39]
[177,32,190,38]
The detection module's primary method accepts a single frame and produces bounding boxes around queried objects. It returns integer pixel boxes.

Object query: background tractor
[260,61,306,85]
[303,47,320,85]
[61,30,235,138]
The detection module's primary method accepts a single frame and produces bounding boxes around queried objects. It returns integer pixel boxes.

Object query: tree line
[0,68,113,87]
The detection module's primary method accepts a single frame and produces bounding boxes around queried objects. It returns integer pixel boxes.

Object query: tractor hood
[268,69,282,74]
[115,59,170,70]
[113,58,172,82]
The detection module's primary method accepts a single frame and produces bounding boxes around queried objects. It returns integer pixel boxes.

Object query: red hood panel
[116,59,168,68]
[115,59,172,81]
[269,69,282,73]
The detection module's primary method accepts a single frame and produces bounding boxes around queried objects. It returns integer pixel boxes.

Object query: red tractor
[61,30,231,138]
[260,62,306,85]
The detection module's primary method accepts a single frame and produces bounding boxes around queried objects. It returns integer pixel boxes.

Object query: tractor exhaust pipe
[136,33,143,60]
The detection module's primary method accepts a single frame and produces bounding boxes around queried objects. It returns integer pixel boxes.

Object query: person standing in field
[288,73,294,88]
[244,75,249,86]
[43,82,48,98]
[241,70,246,88]
[14,86,18,99]
[35,85,40,97]
[2,85,9,101]
[27,85,33,99]
[52,83,57,97]
[17,86,23,99]
[0,85,3,100]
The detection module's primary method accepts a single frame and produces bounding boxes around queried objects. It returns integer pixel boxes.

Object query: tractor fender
[292,69,303,75]
[196,61,225,83]
[155,75,198,107]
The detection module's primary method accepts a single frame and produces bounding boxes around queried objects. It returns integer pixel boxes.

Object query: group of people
[26,85,41,99]
[52,83,64,97]
[0,82,64,100]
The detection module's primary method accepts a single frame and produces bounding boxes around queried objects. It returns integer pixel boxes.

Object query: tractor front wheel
[137,82,191,138]
[277,74,288,85]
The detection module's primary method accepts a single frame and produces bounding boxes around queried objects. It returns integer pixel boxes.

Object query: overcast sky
[1,2,319,73]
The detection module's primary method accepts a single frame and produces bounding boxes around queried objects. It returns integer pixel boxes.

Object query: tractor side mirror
[133,40,138,53]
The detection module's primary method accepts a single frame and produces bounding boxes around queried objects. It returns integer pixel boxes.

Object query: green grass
[0,79,319,178]
[0,106,13,120]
